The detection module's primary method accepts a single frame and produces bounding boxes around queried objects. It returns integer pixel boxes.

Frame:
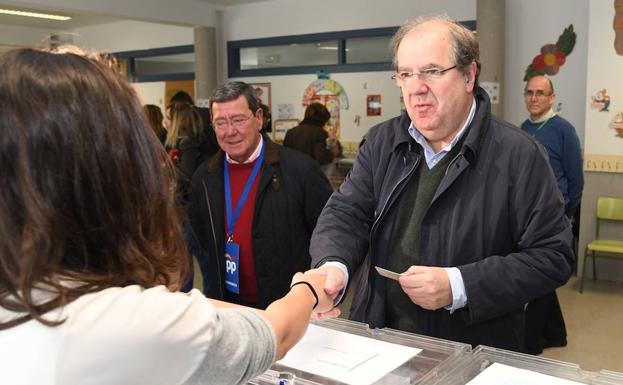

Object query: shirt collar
[408,96,476,155]
[225,135,264,164]
[529,108,556,123]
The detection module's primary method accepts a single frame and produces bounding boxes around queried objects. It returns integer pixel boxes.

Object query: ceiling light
[0,8,72,21]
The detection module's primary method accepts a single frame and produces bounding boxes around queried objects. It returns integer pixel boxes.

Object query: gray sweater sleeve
[182,308,277,385]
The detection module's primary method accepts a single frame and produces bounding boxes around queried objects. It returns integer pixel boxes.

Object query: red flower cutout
[531,44,567,75]
[524,25,576,81]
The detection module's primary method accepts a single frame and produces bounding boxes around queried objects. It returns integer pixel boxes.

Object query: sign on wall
[583,1,623,173]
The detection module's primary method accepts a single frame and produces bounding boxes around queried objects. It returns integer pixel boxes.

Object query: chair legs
[580,247,589,293]
[592,251,597,280]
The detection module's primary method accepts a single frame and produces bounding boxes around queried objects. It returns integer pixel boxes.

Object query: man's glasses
[523,90,553,99]
[391,65,457,86]
[213,113,254,130]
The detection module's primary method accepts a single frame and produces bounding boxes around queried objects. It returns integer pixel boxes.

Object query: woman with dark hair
[143,104,167,145]
[0,47,332,385]
[283,102,340,168]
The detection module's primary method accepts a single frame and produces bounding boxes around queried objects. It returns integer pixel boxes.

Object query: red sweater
[225,161,260,305]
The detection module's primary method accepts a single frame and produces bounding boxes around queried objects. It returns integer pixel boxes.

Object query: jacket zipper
[365,146,420,320]
[201,179,224,298]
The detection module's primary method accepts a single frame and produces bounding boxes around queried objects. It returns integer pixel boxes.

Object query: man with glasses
[521,75,584,354]
[309,16,574,352]
[188,81,333,309]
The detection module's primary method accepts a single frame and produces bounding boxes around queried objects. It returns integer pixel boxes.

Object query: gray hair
[390,15,481,87]
[209,81,260,113]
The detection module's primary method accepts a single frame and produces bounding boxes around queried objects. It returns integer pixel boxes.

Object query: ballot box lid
[250,317,472,385]
[419,345,623,385]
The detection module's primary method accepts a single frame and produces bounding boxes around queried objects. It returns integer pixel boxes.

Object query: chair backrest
[596,197,623,221]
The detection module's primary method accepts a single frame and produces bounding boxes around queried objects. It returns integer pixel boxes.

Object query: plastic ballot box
[249,317,471,385]
[419,345,623,385]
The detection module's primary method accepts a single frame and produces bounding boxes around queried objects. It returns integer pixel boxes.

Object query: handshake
[290,266,346,320]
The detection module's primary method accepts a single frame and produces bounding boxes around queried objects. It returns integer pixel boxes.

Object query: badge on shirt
[224,242,240,294]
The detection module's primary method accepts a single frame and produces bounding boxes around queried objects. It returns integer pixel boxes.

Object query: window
[114,45,194,82]
[227,21,475,77]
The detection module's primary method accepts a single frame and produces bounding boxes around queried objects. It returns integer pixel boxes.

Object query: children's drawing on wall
[591,89,611,112]
[366,95,382,116]
[277,103,294,119]
[609,112,623,138]
[524,25,576,81]
[302,76,349,139]
[615,0,623,55]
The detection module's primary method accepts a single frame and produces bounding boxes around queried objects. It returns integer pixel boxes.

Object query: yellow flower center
[543,53,557,66]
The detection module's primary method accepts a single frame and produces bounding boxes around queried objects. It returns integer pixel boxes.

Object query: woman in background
[165,98,203,181]
[143,104,167,145]
[0,47,332,385]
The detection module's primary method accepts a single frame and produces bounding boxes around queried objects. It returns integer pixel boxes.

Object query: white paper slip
[466,362,586,385]
[278,324,421,385]
[375,266,402,281]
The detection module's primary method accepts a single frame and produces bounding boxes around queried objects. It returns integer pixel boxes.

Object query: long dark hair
[0,47,188,329]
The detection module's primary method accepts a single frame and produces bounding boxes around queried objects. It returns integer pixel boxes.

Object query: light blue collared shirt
[323,98,477,312]
[408,97,476,169]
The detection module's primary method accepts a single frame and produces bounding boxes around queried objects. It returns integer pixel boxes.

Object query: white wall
[0,24,61,46]
[236,72,399,144]
[133,82,166,110]
[223,0,475,40]
[72,20,193,52]
[504,0,589,143]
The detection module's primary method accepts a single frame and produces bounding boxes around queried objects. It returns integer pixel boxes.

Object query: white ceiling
[194,0,272,6]
[0,5,121,30]
[0,0,272,30]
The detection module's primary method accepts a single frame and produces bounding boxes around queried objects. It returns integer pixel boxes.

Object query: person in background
[259,103,272,134]
[165,101,205,194]
[521,75,584,355]
[188,81,333,308]
[0,46,333,385]
[283,102,340,171]
[164,102,206,292]
[170,90,220,160]
[308,16,574,353]
[143,104,167,145]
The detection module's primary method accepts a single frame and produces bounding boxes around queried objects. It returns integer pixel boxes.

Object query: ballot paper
[375,266,402,281]
[466,362,585,385]
[277,324,421,385]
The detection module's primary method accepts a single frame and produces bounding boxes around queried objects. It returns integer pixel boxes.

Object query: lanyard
[224,143,265,242]
[531,114,555,137]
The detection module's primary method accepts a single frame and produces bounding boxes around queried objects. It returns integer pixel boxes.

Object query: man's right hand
[309,265,345,321]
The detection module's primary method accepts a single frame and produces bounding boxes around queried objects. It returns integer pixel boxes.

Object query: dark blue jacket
[310,88,574,351]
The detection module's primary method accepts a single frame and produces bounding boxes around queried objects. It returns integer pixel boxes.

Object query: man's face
[524,76,555,120]
[212,95,263,163]
[396,21,475,151]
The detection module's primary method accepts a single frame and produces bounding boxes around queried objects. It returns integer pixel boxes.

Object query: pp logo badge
[225,253,237,274]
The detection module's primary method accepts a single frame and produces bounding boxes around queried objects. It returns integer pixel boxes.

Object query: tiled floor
[540,276,623,373]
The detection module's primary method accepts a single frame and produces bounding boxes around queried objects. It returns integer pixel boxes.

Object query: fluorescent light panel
[0,8,72,21]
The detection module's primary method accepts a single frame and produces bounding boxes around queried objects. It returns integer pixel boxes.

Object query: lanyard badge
[223,142,265,294]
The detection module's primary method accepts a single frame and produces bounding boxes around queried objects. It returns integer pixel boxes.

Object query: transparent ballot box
[249,317,471,385]
[420,345,623,385]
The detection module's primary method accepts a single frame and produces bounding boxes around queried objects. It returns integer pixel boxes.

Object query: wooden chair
[579,197,623,293]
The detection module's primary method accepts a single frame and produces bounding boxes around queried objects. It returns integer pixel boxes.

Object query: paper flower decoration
[524,25,576,81]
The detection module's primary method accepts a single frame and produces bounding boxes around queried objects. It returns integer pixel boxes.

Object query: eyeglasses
[213,113,254,130]
[523,90,553,99]
[391,65,457,86]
